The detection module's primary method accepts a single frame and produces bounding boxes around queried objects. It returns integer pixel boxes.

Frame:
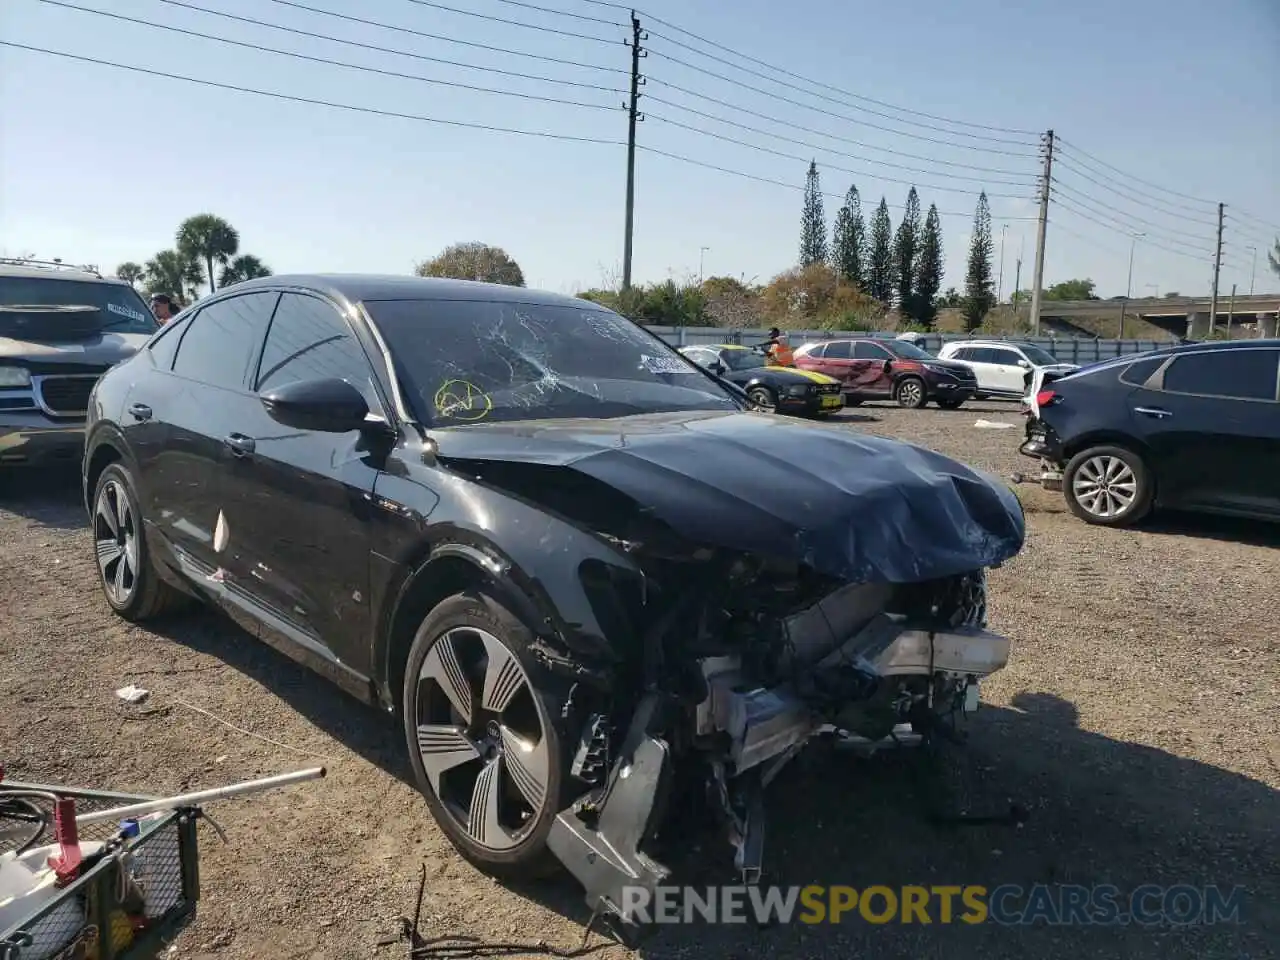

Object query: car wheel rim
[899,381,922,406]
[94,479,138,605]
[415,627,549,852]
[749,389,775,412]
[1072,455,1138,518]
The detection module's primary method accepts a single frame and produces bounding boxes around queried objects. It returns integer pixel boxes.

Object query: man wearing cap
[149,293,178,324]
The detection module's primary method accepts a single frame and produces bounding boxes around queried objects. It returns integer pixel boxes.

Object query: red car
[793,337,978,409]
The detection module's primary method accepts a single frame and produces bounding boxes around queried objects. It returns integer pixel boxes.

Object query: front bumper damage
[547,613,1011,931]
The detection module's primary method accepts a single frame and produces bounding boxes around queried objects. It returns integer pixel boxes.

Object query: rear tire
[747,385,777,413]
[91,462,186,621]
[402,591,571,880]
[894,377,928,409]
[1063,445,1154,527]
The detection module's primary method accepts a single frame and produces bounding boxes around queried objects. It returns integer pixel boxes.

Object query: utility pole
[1028,129,1054,336]
[1226,283,1236,338]
[997,224,1007,304]
[1012,257,1023,316]
[699,246,709,285]
[1248,245,1257,296]
[1119,232,1143,339]
[621,11,646,293]
[1208,201,1224,332]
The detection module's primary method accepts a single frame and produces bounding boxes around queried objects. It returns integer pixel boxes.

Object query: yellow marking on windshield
[434,380,492,422]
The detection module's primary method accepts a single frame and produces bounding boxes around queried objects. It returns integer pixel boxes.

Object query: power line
[636,145,1038,220]
[393,0,622,44]
[1054,137,1217,209]
[1226,210,1280,239]
[198,0,625,74]
[145,0,624,86]
[39,0,624,108]
[645,46,1039,158]
[647,80,1036,176]
[646,112,1035,199]
[473,0,625,28]
[1051,179,1219,246]
[0,41,626,144]
[643,97,1038,186]
[1053,194,1244,269]
[1052,154,1218,229]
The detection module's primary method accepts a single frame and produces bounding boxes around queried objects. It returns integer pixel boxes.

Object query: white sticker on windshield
[106,302,147,323]
[639,354,695,375]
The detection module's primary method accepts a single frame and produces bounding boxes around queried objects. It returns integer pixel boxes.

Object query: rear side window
[172,292,279,389]
[1119,356,1163,387]
[147,315,190,371]
[823,340,852,359]
[986,348,1023,366]
[255,293,380,408]
[1162,349,1280,402]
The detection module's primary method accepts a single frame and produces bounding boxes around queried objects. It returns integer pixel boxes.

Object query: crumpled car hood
[0,331,150,366]
[433,410,1025,583]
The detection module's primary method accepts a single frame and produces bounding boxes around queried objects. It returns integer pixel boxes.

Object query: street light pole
[1248,246,1257,296]
[699,246,710,285]
[1119,232,1143,339]
[997,224,1007,304]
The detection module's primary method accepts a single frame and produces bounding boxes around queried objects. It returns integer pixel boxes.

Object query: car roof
[228,273,600,310]
[942,339,1028,348]
[0,263,125,285]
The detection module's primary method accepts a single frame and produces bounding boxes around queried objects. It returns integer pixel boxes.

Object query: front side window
[1018,344,1061,365]
[721,349,767,371]
[1161,349,1279,402]
[365,298,739,425]
[256,294,380,408]
[882,340,935,361]
[0,276,158,339]
[171,292,278,389]
[987,349,1024,366]
[852,341,891,360]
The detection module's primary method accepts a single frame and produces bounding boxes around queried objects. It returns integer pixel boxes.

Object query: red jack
[47,797,83,886]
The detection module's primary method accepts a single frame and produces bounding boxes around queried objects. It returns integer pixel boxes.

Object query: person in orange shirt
[765,328,795,367]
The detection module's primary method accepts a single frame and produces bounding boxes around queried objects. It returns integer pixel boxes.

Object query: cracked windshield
[366,298,740,425]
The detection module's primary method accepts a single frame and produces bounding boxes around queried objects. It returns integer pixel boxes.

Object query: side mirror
[261,377,369,433]
[710,361,727,376]
[882,359,893,372]
[1017,358,1032,368]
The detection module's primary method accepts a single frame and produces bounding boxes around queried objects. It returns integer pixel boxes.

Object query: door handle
[128,402,152,422]
[1134,406,1173,419]
[225,433,256,457]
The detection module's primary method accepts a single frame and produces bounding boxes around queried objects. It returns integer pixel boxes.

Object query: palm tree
[218,254,272,288]
[115,262,145,288]
[176,213,240,294]
[144,249,203,304]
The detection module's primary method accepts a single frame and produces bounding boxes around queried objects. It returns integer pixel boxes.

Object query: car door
[123,291,279,579]
[216,291,387,681]
[984,347,1031,395]
[850,340,894,395]
[1132,347,1280,516]
[811,339,858,389]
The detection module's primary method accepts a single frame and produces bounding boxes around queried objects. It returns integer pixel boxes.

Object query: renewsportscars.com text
[620,883,1246,927]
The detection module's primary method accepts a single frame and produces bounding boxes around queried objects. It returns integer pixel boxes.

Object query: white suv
[936,340,1078,401]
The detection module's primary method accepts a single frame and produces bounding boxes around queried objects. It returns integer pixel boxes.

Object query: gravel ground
[2,401,1277,960]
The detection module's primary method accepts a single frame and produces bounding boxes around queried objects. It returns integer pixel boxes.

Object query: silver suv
[1,261,159,468]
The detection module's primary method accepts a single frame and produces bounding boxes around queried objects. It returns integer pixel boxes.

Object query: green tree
[938,287,963,308]
[176,213,240,294]
[1268,237,1280,278]
[867,197,894,303]
[143,249,202,303]
[416,242,525,286]
[914,204,944,328]
[830,184,866,290]
[701,276,762,328]
[892,187,921,316]
[1044,278,1099,300]
[115,262,144,288]
[962,192,995,331]
[799,160,827,267]
[218,254,273,288]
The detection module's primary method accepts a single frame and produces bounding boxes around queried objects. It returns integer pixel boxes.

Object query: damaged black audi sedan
[82,275,1024,919]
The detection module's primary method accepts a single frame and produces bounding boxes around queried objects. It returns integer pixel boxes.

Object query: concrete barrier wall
[645,327,1173,366]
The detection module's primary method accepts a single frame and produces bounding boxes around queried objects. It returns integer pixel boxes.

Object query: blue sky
[3,0,1278,300]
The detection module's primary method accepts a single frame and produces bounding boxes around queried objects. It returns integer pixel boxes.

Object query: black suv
[1020,340,1280,526]
[1,261,158,468]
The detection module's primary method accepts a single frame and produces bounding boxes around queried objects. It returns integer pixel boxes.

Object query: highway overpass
[1036,294,1280,339]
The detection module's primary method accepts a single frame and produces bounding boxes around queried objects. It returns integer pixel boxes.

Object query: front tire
[894,376,928,409]
[402,591,569,879]
[1063,445,1153,527]
[91,462,185,621]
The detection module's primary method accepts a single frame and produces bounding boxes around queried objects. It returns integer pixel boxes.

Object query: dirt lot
[2,401,1278,960]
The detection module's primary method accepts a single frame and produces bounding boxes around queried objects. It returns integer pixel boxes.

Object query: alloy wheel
[897,379,923,407]
[414,627,550,852]
[94,479,138,605]
[748,387,776,413]
[1071,455,1138,519]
